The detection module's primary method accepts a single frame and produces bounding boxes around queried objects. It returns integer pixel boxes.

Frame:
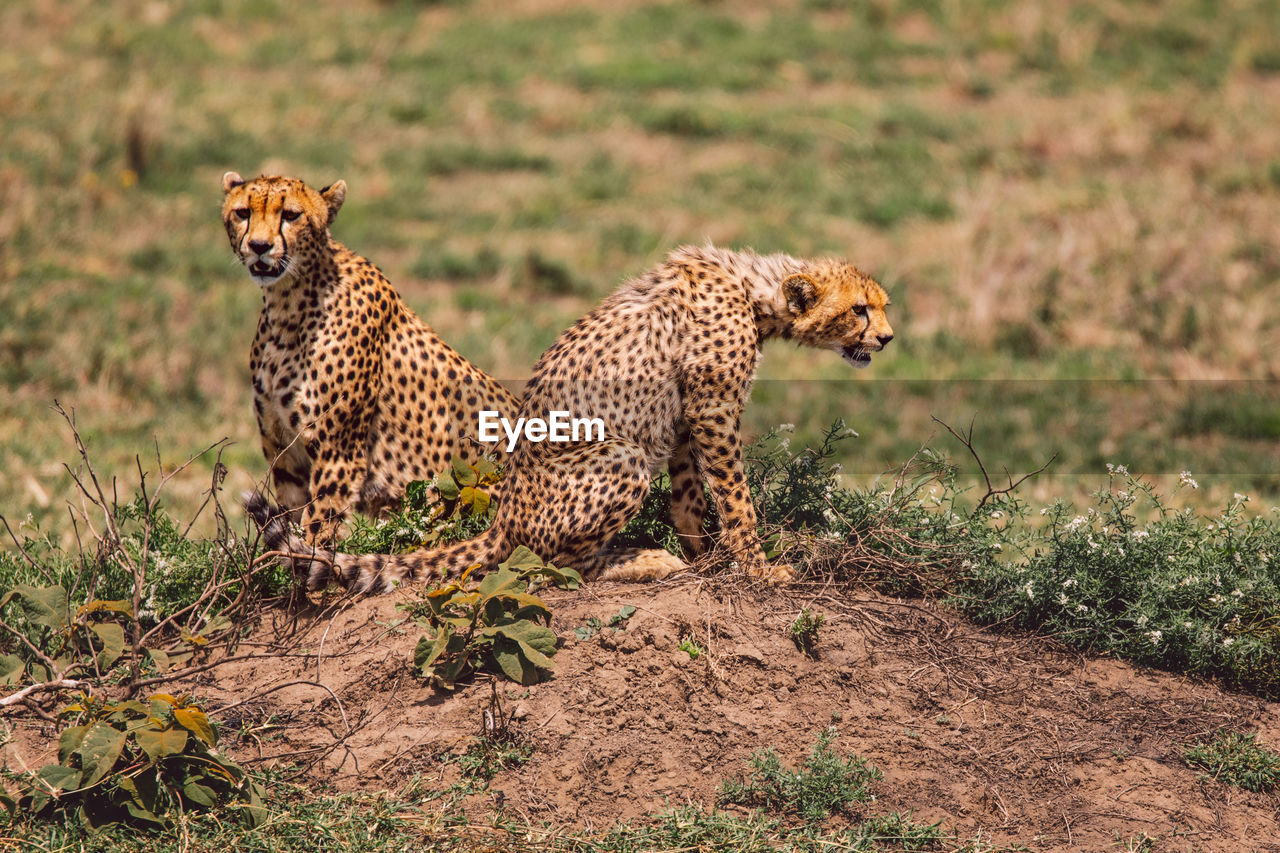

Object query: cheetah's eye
[233,208,250,220]
[852,304,868,317]
[282,209,302,222]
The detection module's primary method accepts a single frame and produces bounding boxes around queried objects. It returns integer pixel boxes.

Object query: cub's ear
[222,171,245,194]
[782,273,818,315]
[319,179,347,226]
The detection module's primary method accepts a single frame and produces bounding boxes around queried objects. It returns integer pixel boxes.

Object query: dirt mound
[16,579,1279,850]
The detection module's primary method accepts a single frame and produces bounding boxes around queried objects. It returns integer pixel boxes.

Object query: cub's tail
[244,492,502,594]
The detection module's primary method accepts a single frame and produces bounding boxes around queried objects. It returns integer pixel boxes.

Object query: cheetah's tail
[243,491,503,594]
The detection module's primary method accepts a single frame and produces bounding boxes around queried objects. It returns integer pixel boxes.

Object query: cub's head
[782,261,894,369]
[221,172,346,286]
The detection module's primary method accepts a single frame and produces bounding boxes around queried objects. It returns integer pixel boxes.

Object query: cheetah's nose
[248,240,272,256]
[877,333,894,346]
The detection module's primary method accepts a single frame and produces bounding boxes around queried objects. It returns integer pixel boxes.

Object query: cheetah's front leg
[684,404,794,585]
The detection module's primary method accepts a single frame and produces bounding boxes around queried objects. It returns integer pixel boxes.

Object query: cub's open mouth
[842,345,871,368]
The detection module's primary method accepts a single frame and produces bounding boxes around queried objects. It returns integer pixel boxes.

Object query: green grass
[1184,731,1280,793]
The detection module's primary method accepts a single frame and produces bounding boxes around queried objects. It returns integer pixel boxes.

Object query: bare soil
[9,579,1280,851]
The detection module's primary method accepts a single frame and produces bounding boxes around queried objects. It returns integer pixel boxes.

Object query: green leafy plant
[409,547,580,688]
[1184,730,1280,792]
[789,608,824,656]
[718,729,882,823]
[677,636,704,659]
[342,457,503,555]
[3,692,263,829]
[572,605,636,641]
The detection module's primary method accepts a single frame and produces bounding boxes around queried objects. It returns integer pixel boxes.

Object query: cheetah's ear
[782,273,818,316]
[222,171,245,194]
[319,180,347,226]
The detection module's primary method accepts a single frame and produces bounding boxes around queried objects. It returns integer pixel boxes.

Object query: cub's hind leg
[512,440,684,582]
[668,425,710,560]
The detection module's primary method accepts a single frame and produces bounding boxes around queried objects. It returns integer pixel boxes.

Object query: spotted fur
[224,172,518,545]
[249,246,892,590]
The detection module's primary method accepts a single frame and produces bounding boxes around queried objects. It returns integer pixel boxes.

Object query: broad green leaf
[477,567,521,598]
[122,769,161,813]
[483,596,506,625]
[0,653,24,685]
[413,631,451,672]
[183,780,217,808]
[435,471,460,501]
[148,647,171,673]
[203,613,232,633]
[492,618,557,648]
[135,726,188,763]
[76,721,127,787]
[173,707,216,746]
[452,456,478,487]
[514,639,555,671]
[492,640,533,684]
[106,699,148,716]
[501,546,546,573]
[245,780,267,826]
[0,791,15,818]
[122,800,164,826]
[505,592,551,614]
[58,724,90,763]
[5,584,70,631]
[36,762,82,793]
[91,622,126,669]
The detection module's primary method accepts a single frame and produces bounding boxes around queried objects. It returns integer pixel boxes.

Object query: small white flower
[1023,580,1035,601]
[1223,637,1235,648]
[1062,578,1078,589]
[1179,470,1199,489]
[1231,588,1244,598]
[1146,629,1162,645]
[778,423,795,433]
[1076,603,1089,613]
[843,428,859,437]
[1132,530,1149,539]
[1183,622,1193,629]
[1235,492,1248,502]
[991,510,1003,519]
[1057,592,1069,605]
[1136,614,1149,627]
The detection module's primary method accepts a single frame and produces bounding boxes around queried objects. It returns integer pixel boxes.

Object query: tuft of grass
[1184,730,1280,792]
[718,728,882,823]
[789,608,825,657]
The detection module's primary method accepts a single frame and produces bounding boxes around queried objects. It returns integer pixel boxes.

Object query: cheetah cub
[249,245,892,590]
[224,172,518,544]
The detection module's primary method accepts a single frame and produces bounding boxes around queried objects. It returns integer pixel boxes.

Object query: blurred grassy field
[4,0,1280,537]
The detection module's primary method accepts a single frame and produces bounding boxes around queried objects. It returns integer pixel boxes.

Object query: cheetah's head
[781,261,893,370]
[221,172,346,286]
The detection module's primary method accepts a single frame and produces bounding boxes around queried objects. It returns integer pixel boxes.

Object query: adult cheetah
[249,245,893,590]
[224,172,518,543]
